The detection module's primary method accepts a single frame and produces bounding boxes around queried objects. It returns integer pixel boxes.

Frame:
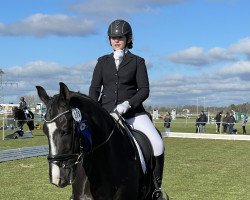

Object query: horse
[12,107,35,133]
[36,82,161,200]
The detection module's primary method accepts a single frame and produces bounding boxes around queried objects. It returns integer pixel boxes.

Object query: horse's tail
[27,111,35,130]
[27,120,35,130]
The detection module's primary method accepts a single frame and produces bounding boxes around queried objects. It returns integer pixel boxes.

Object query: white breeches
[125,114,164,156]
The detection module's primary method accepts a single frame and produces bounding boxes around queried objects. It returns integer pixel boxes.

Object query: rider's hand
[116,101,131,114]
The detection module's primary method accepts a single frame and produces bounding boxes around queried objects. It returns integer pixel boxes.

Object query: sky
[0,0,250,108]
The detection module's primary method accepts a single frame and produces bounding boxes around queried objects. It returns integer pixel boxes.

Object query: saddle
[22,110,31,120]
[110,112,154,172]
[111,112,155,198]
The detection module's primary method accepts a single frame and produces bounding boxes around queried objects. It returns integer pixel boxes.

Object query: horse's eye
[62,131,70,136]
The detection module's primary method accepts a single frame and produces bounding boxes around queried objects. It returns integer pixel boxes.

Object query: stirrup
[152,189,166,200]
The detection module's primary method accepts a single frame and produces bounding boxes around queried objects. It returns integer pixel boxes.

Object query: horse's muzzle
[50,163,75,188]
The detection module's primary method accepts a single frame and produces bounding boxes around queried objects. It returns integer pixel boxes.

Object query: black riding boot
[152,153,168,200]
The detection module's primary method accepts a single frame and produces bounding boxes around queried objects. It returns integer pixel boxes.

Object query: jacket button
[114,91,117,94]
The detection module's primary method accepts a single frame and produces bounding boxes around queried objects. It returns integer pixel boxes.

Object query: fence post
[2,116,5,140]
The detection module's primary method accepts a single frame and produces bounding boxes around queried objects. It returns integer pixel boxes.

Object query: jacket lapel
[118,51,133,70]
[107,53,118,70]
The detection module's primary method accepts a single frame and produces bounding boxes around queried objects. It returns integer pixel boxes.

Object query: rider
[89,19,166,200]
[19,97,30,119]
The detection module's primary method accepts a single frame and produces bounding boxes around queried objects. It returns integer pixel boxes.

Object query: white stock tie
[113,50,124,69]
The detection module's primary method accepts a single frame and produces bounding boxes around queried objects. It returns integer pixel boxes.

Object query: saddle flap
[110,112,154,172]
[132,129,154,171]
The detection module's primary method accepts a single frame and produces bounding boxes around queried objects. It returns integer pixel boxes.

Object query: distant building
[0,103,19,115]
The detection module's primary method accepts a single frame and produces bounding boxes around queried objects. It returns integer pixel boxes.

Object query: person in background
[19,96,30,118]
[222,112,230,133]
[228,112,236,134]
[195,114,201,133]
[89,19,166,200]
[215,111,223,133]
[163,112,172,137]
[199,111,208,133]
[19,97,27,111]
[242,115,248,135]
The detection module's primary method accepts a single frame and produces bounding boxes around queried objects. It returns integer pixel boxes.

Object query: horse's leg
[27,120,34,133]
[70,163,93,200]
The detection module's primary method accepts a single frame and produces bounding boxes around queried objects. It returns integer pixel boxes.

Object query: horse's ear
[59,82,70,101]
[36,86,50,106]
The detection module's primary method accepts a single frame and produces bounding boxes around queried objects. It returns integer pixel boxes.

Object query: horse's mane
[68,91,113,123]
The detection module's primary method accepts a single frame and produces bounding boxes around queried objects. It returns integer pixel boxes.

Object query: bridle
[44,108,118,169]
[45,109,83,169]
[44,110,71,123]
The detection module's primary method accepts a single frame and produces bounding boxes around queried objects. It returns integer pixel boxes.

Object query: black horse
[36,82,164,200]
[12,107,34,133]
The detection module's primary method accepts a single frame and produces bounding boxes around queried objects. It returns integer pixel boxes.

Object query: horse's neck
[91,113,115,137]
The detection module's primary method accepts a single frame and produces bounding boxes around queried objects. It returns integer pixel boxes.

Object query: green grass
[0,156,71,200]
[1,118,250,199]
[0,117,248,150]
[0,128,47,150]
[163,138,250,200]
[1,138,250,200]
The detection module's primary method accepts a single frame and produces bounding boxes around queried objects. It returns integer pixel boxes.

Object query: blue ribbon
[76,119,92,153]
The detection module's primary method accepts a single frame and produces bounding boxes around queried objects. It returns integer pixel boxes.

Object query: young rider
[89,19,166,199]
[19,96,30,119]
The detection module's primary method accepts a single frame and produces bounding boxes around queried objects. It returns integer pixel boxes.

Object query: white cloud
[167,41,244,67]
[167,47,211,66]
[0,0,186,37]
[2,60,96,102]
[2,54,250,107]
[0,14,96,37]
[68,0,186,19]
[148,58,250,106]
[217,60,250,82]
[229,37,250,56]
[208,47,236,61]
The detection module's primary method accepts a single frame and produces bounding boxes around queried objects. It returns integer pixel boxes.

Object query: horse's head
[12,107,21,118]
[36,82,83,188]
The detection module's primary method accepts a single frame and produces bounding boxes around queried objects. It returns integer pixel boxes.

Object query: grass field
[1,118,250,199]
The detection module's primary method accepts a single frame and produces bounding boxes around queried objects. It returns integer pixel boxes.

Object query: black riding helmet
[108,19,133,49]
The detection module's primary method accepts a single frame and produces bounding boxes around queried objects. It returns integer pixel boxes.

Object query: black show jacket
[89,51,149,118]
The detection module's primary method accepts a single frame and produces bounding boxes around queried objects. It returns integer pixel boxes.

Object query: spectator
[215,111,223,133]
[195,114,201,133]
[199,111,208,133]
[163,112,172,137]
[228,112,236,134]
[222,112,230,133]
[242,115,248,135]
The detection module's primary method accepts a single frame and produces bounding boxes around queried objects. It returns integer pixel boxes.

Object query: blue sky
[0,0,250,108]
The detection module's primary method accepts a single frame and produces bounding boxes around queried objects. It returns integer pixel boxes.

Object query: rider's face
[110,36,127,50]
